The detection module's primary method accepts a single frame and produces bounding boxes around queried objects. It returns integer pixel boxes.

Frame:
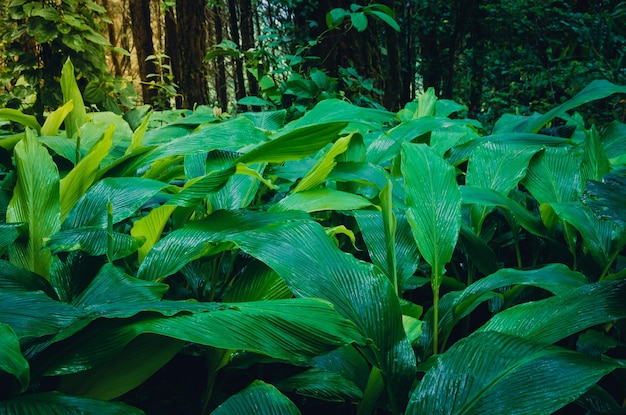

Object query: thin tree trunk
[213,6,228,110]
[164,6,182,108]
[239,0,258,96]
[129,0,157,105]
[228,0,246,106]
[176,0,210,108]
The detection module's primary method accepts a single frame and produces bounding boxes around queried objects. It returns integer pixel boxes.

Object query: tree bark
[176,0,210,108]
[212,6,228,110]
[228,0,247,106]
[128,0,157,105]
[239,0,258,96]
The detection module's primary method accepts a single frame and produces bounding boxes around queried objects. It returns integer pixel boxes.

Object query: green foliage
[0,0,133,115]
[0,62,625,415]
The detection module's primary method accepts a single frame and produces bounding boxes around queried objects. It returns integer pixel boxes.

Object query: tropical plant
[0,59,624,414]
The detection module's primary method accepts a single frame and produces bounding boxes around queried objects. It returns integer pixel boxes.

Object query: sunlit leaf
[61,59,88,139]
[293,134,352,192]
[41,101,73,137]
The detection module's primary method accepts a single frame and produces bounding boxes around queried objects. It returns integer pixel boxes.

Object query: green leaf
[61,59,88,139]
[522,147,582,204]
[584,171,626,225]
[580,127,611,183]
[211,380,301,415]
[0,322,29,393]
[130,204,177,264]
[236,122,349,165]
[58,335,183,400]
[0,392,145,414]
[6,129,61,278]
[509,80,626,133]
[478,279,626,344]
[327,8,348,30]
[350,12,368,31]
[406,331,619,415]
[370,10,400,31]
[59,125,113,220]
[41,101,74,137]
[63,178,169,230]
[401,143,461,278]
[0,108,41,133]
[293,134,352,192]
[466,142,539,230]
[461,186,547,237]
[277,368,363,403]
[165,166,237,208]
[44,226,144,261]
[543,201,626,273]
[269,189,373,213]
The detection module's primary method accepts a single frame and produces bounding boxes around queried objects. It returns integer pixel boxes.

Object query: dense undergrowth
[0,60,625,414]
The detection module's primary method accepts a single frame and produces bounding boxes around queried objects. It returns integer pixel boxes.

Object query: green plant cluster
[0,59,625,414]
[0,0,134,116]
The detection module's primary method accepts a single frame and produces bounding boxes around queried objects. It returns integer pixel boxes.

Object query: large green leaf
[466,142,539,230]
[137,209,415,410]
[401,143,461,278]
[0,322,29,393]
[0,109,41,133]
[235,122,349,164]
[293,134,352,192]
[60,59,88,140]
[6,129,61,278]
[40,101,73,137]
[59,125,113,220]
[269,188,373,213]
[478,279,626,344]
[276,368,363,403]
[547,201,626,272]
[211,380,302,415]
[522,146,582,204]
[43,226,144,261]
[406,331,619,415]
[0,392,144,414]
[62,178,170,230]
[583,171,626,226]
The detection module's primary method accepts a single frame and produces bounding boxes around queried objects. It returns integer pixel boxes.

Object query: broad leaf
[44,227,144,261]
[40,101,73,137]
[407,331,619,415]
[6,129,61,278]
[293,134,352,192]
[0,322,29,393]
[63,178,170,230]
[269,189,373,213]
[0,392,144,414]
[59,125,113,220]
[60,59,88,140]
[401,143,461,278]
[522,147,582,204]
[211,380,301,415]
[466,142,539,230]
[478,279,626,344]
[277,368,363,403]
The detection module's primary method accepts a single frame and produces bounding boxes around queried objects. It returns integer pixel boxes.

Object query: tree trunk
[382,0,402,111]
[176,0,210,108]
[239,0,258,96]
[129,0,157,105]
[228,0,247,106]
[212,6,228,110]
[164,6,182,109]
